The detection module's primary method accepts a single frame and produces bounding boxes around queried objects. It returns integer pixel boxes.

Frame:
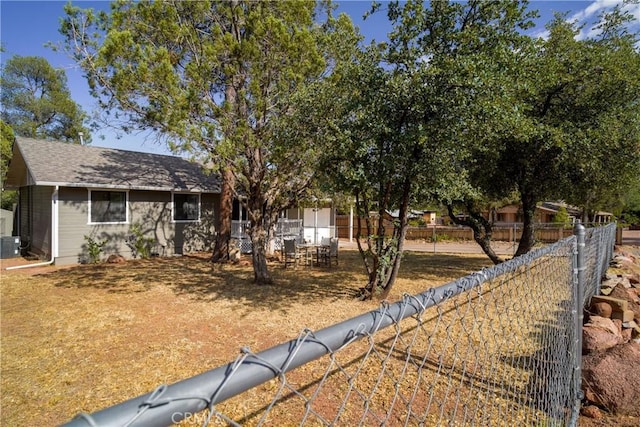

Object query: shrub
[84,235,107,264]
[128,224,154,259]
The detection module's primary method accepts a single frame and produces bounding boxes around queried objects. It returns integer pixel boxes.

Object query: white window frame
[88,189,129,225]
[172,192,201,223]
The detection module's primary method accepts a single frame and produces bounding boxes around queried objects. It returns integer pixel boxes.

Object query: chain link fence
[580,224,616,305]
[64,223,616,427]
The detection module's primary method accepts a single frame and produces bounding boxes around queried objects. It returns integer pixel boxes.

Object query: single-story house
[485,201,612,225]
[4,137,221,265]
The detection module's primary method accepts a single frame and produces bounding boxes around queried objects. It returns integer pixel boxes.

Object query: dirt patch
[1,250,489,425]
[5,245,637,426]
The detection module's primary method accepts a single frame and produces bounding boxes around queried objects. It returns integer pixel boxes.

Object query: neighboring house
[486,201,612,225]
[4,137,221,265]
[385,209,438,225]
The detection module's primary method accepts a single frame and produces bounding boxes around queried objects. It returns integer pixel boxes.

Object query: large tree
[458,7,640,257]
[1,120,17,210]
[59,0,356,284]
[1,56,90,211]
[560,6,640,222]
[302,0,535,299]
[0,55,89,143]
[306,45,436,300]
[443,3,640,260]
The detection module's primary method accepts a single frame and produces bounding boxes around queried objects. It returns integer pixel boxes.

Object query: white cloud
[530,28,550,40]
[567,0,622,23]
[569,0,640,40]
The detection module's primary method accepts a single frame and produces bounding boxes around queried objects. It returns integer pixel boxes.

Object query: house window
[173,193,200,222]
[89,190,128,223]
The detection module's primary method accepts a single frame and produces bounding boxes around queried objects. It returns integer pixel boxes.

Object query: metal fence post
[571,223,586,425]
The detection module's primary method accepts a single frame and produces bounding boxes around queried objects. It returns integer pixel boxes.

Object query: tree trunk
[354,193,383,299]
[358,178,413,300]
[246,172,272,285]
[474,233,504,264]
[515,192,537,256]
[211,167,234,262]
[250,222,272,285]
[446,204,504,265]
[379,178,412,300]
[360,239,401,300]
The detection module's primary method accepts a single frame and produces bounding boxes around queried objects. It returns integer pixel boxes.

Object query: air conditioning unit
[0,236,21,259]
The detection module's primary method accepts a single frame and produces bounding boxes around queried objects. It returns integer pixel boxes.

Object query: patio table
[297,243,330,267]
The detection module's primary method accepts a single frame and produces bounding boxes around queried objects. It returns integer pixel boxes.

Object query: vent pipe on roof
[78,132,84,145]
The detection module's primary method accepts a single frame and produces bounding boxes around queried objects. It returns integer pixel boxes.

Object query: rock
[591,302,612,318]
[591,295,627,312]
[625,320,640,335]
[619,277,632,289]
[229,248,241,261]
[582,342,640,416]
[601,277,621,289]
[588,315,621,335]
[580,405,603,419]
[609,286,640,321]
[107,254,126,264]
[605,272,618,281]
[583,316,623,353]
[613,255,635,264]
[600,287,614,295]
[612,319,623,335]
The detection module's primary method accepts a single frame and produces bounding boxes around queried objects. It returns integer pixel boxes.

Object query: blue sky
[1,1,638,156]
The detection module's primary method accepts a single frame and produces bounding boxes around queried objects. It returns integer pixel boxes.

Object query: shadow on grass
[45,251,362,312]
[400,251,489,281]
[44,250,491,312]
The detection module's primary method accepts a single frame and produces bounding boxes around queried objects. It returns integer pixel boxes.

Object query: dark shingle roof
[7,137,220,192]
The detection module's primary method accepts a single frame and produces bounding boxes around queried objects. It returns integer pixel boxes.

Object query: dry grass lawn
[1,249,491,426]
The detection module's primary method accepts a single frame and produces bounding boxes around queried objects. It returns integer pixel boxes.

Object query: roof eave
[33,181,220,193]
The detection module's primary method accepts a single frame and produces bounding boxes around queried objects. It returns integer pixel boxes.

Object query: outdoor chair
[318,237,338,266]
[327,237,339,266]
[316,237,332,265]
[283,239,304,269]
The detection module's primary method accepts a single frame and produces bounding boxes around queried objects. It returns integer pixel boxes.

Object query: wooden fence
[335,215,575,243]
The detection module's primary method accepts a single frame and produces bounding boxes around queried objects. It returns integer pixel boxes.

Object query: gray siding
[18,188,29,247]
[20,185,53,258]
[55,188,218,265]
[128,190,172,251]
[57,187,135,264]
[176,193,217,254]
